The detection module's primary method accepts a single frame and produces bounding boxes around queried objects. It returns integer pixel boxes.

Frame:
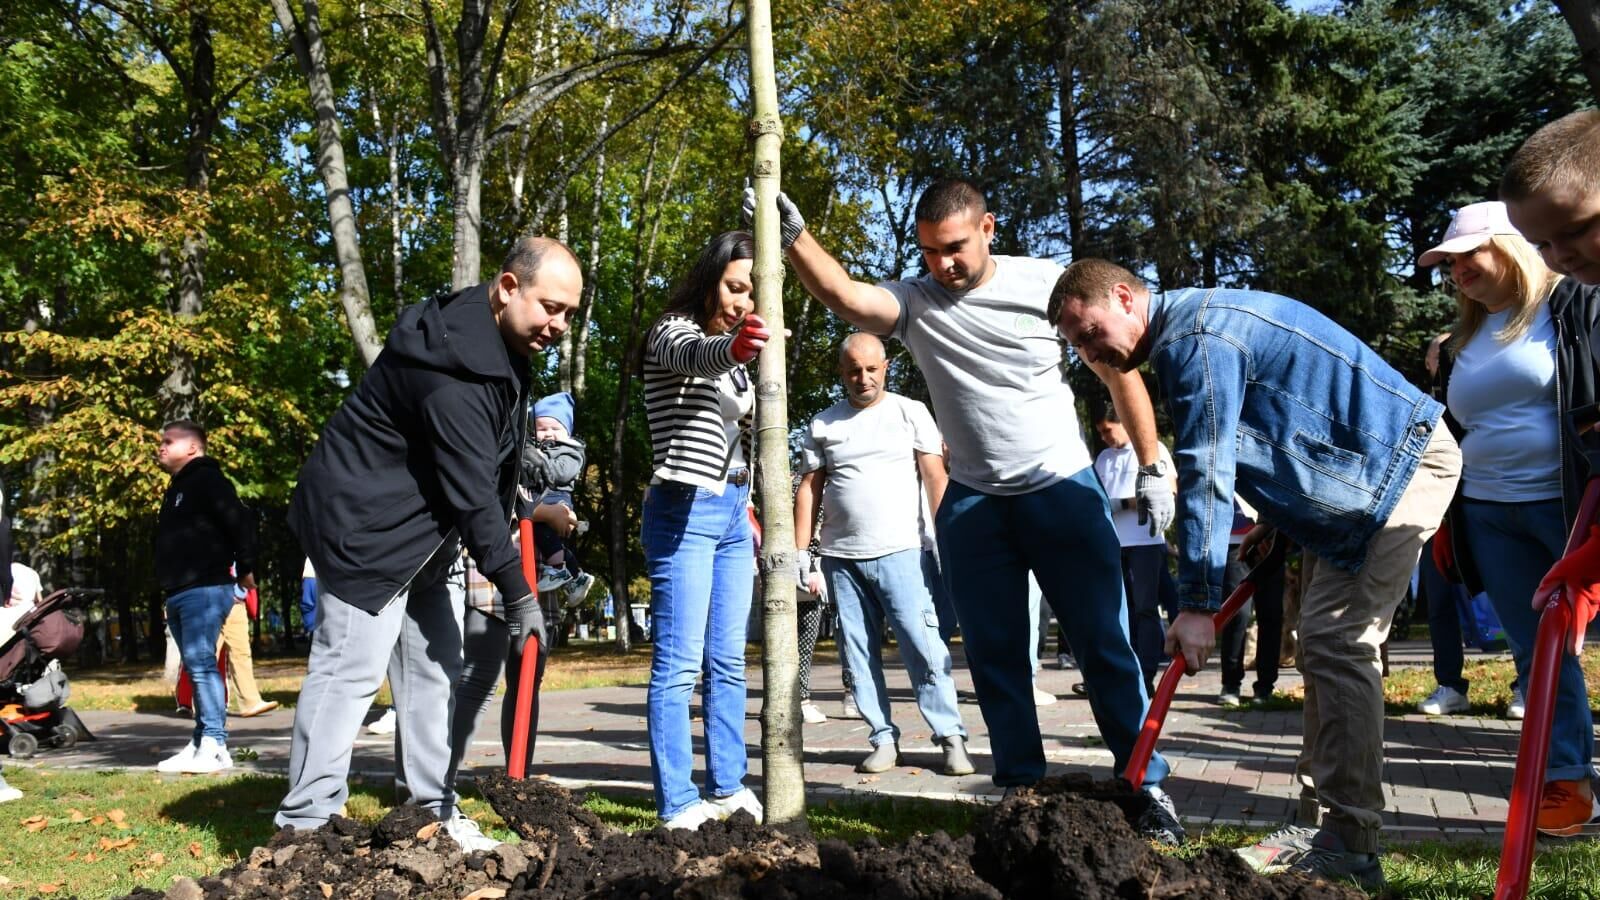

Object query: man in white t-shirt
[1091,409,1175,693]
[1,562,43,646]
[750,177,1183,843]
[793,334,972,777]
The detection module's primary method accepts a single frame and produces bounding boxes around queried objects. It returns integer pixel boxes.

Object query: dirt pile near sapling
[116,773,1365,899]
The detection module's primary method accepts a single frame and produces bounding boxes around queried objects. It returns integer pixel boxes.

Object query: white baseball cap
[1418,201,1524,268]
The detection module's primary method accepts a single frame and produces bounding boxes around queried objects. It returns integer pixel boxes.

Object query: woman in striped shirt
[639,231,771,829]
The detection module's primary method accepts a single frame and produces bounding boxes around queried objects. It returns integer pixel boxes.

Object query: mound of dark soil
[116,774,1365,900]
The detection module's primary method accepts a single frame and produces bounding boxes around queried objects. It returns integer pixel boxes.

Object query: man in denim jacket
[1050,259,1461,890]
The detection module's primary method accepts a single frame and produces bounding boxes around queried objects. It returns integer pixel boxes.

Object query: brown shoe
[235,700,280,718]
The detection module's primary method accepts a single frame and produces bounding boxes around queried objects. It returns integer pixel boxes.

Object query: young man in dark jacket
[153,420,258,774]
[276,237,581,848]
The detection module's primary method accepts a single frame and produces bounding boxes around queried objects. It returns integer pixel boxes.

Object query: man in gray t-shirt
[794,334,971,777]
[746,177,1183,844]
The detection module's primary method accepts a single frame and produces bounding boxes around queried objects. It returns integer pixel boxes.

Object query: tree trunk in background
[1053,5,1085,259]
[159,6,214,423]
[563,91,611,401]
[269,0,383,366]
[746,0,805,831]
[1556,1,1600,103]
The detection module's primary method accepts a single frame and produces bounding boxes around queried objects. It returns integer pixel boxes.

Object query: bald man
[278,237,581,848]
[793,334,973,776]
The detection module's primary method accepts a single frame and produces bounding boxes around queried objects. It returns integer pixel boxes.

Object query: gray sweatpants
[276,571,464,829]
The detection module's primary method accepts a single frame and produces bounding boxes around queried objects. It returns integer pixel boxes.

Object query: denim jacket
[1147,288,1444,610]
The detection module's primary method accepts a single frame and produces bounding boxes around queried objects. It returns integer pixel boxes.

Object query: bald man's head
[839,333,887,408]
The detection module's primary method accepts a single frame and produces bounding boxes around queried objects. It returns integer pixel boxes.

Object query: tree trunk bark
[451,152,486,290]
[1556,0,1600,104]
[269,0,383,366]
[1053,9,1085,259]
[746,0,805,831]
[565,91,612,401]
[159,6,215,423]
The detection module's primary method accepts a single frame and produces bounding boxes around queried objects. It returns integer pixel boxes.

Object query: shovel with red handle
[1124,531,1287,791]
[506,515,542,780]
[1493,474,1600,900]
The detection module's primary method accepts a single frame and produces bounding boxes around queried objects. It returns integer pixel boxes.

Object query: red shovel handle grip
[508,517,541,780]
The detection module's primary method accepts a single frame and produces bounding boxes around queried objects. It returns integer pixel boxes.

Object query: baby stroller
[0,588,97,759]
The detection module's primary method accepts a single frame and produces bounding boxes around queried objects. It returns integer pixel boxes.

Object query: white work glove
[741,186,806,249]
[1135,464,1175,537]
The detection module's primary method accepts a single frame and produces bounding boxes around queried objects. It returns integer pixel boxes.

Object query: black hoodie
[289,282,532,614]
[155,456,257,594]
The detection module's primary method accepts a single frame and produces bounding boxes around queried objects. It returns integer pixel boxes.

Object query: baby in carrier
[522,392,592,607]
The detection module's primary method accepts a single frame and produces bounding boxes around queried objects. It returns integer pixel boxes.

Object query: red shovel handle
[507,517,541,780]
[1494,476,1600,900]
[1124,532,1286,790]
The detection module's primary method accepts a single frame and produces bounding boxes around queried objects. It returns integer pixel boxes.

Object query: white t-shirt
[1093,443,1175,547]
[883,256,1092,495]
[9,563,42,607]
[799,393,943,559]
[720,369,754,471]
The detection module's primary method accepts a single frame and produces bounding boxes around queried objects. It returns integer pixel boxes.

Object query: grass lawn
[2,769,1597,899]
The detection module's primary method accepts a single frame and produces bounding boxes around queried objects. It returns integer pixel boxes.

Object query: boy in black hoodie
[276,237,581,848]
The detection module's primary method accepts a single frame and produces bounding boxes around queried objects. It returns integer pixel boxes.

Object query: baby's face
[1508,184,1600,285]
[535,416,569,442]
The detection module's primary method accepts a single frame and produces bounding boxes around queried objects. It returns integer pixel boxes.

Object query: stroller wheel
[8,731,38,760]
[52,724,77,750]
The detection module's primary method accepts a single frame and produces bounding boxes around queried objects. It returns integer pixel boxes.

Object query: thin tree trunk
[746,0,805,831]
[1054,9,1085,258]
[1556,0,1600,104]
[387,119,404,311]
[269,0,383,366]
[565,91,612,400]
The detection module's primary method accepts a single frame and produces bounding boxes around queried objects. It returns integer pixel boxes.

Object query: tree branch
[420,0,460,171]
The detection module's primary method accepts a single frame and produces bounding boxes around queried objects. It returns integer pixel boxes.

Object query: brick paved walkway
[17,640,1529,844]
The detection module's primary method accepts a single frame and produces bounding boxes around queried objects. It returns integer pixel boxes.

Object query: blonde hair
[1446,234,1561,355]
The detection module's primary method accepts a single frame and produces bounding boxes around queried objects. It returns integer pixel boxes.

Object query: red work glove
[244,586,260,620]
[747,506,763,551]
[729,314,770,363]
[1533,524,1600,652]
[1431,520,1457,582]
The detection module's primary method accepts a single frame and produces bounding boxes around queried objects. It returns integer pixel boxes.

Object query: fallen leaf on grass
[68,809,88,823]
[37,884,59,894]
[107,809,126,824]
[0,874,10,885]
[83,853,98,863]
[149,852,166,865]
[187,842,203,858]
[91,816,106,826]
[99,836,136,851]
[415,821,441,840]
[463,889,507,900]
[21,815,48,832]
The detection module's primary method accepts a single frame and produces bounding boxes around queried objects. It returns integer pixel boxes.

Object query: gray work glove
[741,186,806,248]
[503,591,549,652]
[1135,466,1175,537]
[794,548,813,586]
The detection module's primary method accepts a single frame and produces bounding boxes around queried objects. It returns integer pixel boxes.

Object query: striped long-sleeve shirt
[642,315,754,493]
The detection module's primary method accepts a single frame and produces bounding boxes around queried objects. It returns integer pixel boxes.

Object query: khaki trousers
[1294,427,1461,852]
[217,601,266,710]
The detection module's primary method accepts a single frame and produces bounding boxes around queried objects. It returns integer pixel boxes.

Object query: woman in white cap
[1423,199,1600,837]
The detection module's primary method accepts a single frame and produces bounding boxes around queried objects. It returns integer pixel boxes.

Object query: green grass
[3,769,1598,898]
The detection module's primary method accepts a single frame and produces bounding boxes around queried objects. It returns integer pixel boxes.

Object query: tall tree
[1555,0,1600,101]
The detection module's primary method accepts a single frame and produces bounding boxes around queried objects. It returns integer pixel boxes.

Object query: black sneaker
[1137,785,1186,846]
[1236,824,1318,872]
[1286,829,1385,891]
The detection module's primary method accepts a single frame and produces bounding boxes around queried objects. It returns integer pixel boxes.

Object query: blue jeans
[924,550,959,643]
[824,548,966,748]
[1461,498,1596,782]
[641,478,754,820]
[166,584,235,744]
[1418,537,1467,694]
[936,468,1169,787]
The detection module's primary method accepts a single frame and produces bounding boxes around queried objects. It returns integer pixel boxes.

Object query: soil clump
[115,773,1366,899]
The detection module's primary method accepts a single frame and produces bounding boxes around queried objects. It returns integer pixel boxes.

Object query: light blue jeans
[641,478,754,820]
[166,584,236,744]
[937,468,1169,787]
[1461,498,1596,782]
[824,548,966,748]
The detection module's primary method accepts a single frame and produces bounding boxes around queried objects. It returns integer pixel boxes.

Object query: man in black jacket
[276,237,581,849]
[153,420,257,774]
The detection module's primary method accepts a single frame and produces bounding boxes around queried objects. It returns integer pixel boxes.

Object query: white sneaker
[1033,683,1057,707]
[0,774,21,803]
[662,801,718,831]
[1507,686,1526,720]
[1418,685,1469,716]
[801,702,827,725]
[367,707,397,735]
[176,736,233,774]
[706,787,764,824]
[840,694,860,719]
[156,741,199,773]
[444,812,500,853]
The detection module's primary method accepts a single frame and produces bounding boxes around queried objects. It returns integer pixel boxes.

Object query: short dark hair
[162,419,207,448]
[1047,259,1145,326]
[914,177,988,224]
[1502,109,1600,203]
[500,236,578,287]
[1093,406,1121,425]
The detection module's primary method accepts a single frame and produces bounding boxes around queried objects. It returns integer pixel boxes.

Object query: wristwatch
[1137,459,1170,478]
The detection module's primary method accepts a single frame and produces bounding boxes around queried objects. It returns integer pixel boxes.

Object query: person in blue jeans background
[1422,200,1600,837]
[761,178,1183,845]
[639,231,770,830]
[152,419,257,775]
[1052,259,1461,890]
